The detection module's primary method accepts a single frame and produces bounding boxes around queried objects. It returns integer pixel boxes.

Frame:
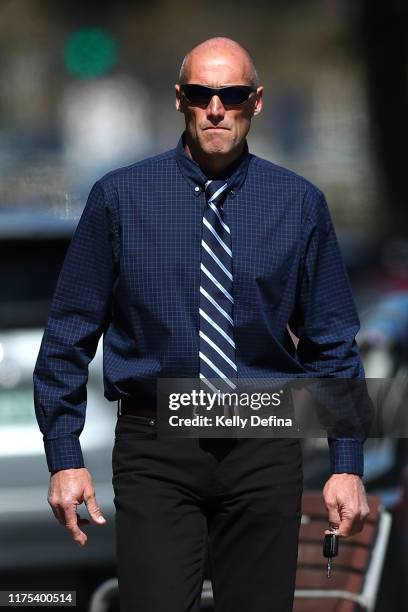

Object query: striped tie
[199,179,238,418]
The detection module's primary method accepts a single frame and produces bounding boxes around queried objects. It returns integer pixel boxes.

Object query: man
[33,37,370,611]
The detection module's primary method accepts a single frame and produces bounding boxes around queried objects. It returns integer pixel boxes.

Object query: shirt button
[194,186,201,192]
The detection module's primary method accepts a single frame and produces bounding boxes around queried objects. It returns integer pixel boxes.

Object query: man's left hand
[322,474,370,537]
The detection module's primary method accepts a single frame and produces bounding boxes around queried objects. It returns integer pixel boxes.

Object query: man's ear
[253,86,263,117]
[175,84,183,112]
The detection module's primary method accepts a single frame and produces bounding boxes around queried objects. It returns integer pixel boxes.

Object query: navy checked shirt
[33,131,366,475]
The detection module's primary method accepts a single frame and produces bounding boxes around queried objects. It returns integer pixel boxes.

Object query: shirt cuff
[328,438,364,476]
[44,435,85,473]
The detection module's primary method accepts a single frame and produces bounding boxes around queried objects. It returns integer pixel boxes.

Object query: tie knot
[204,180,229,207]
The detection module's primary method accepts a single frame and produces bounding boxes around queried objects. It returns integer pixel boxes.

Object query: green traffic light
[64,28,118,78]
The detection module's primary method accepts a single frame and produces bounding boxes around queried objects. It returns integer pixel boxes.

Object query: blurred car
[0,327,117,570]
[0,208,79,329]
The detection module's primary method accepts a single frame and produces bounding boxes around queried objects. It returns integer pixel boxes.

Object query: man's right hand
[48,467,107,547]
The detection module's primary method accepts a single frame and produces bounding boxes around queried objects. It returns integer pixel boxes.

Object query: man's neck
[184,135,246,179]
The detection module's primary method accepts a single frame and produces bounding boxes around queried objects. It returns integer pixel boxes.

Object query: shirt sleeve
[289,186,367,476]
[33,181,116,473]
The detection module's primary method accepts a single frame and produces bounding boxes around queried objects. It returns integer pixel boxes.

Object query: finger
[63,505,88,546]
[50,503,89,529]
[48,499,67,527]
[84,493,106,525]
[348,498,370,536]
[325,503,341,532]
[337,516,357,537]
[338,499,369,537]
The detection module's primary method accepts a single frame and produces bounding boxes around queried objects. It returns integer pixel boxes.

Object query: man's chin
[200,131,232,152]
[201,139,232,156]
[205,146,229,157]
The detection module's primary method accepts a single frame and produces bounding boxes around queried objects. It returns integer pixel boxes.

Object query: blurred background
[0,0,407,610]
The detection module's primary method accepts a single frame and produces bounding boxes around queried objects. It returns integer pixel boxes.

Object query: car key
[323,532,339,578]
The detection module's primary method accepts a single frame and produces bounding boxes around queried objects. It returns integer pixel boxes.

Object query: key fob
[323,533,339,558]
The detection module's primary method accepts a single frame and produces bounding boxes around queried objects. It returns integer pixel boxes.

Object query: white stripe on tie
[199,352,237,389]
[201,264,234,303]
[201,240,233,280]
[199,308,235,347]
[209,202,231,234]
[200,287,234,324]
[208,183,229,203]
[199,331,237,370]
[203,218,232,256]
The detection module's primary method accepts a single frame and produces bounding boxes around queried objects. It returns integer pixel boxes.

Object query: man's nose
[206,95,225,119]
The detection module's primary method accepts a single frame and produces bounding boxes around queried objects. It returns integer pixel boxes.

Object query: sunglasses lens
[220,87,253,105]
[182,85,212,105]
[182,85,254,106]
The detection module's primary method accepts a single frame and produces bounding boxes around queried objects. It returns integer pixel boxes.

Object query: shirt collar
[175,130,251,198]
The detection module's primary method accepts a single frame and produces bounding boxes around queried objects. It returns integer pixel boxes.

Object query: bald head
[175,36,263,176]
[179,37,259,88]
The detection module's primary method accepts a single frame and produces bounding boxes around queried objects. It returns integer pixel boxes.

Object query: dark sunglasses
[180,84,256,106]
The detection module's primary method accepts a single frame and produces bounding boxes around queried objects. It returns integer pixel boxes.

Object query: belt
[117,397,157,419]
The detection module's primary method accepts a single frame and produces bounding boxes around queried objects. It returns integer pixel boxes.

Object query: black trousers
[112,414,303,612]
